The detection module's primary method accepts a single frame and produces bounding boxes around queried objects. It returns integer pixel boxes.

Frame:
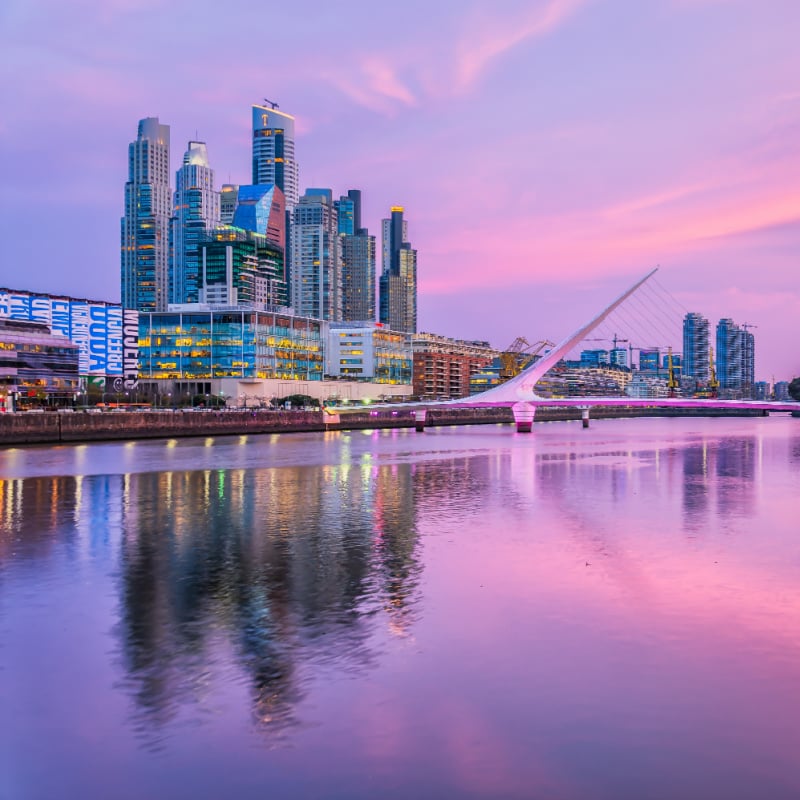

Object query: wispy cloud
[454,0,587,91]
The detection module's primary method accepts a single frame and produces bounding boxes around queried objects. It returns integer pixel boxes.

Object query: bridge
[410,268,798,432]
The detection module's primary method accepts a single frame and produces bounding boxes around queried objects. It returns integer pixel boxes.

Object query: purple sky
[1,0,798,379]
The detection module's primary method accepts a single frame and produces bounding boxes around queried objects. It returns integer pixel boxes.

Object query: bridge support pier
[581,408,590,429]
[512,401,536,433]
[414,409,427,432]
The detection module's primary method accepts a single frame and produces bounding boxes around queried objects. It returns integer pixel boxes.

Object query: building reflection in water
[116,457,421,734]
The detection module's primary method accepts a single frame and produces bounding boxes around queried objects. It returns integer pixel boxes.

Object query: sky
[1,0,798,380]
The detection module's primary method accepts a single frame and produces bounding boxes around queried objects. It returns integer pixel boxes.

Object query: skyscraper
[121,117,171,311]
[291,189,341,320]
[379,206,417,333]
[171,141,220,305]
[231,184,285,251]
[251,103,299,210]
[716,318,742,390]
[335,191,375,322]
[682,312,710,386]
[220,184,240,224]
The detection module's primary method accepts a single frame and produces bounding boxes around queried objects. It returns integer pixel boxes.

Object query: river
[2,417,800,799]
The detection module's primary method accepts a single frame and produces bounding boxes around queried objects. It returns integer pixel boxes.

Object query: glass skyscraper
[717,318,755,396]
[121,117,171,311]
[682,312,710,386]
[251,104,299,211]
[291,189,342,321]
[171,141,220,305]
[379,206,417,334]
[335,190,375,322]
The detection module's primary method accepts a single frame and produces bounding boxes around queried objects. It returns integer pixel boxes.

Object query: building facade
[326,323,411,385]
[0,319,80,409]
[251,104,299,211]
[682,312,710,387]
[199,227,287,308]
[171,141,220,305]
[379,207,417,333]
[122,117,171,311]
[412,334,498,399]
[291,189,342,321]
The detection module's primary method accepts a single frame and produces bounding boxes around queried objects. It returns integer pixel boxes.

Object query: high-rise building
[741,329,755,396]
[682,312,710,386]
[639,349,660,372]
[379,206,417,333]
[199,227,287,308]
[716,318,742,390]
[251,104,299,210]
[335,191,375,322]
[291,189,341,320]
[171,141,220,305]
[121,117,171,311]
[231,184,285,251]
[220,184,240,224]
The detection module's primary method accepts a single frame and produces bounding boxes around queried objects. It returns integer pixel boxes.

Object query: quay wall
[0,405,774,447]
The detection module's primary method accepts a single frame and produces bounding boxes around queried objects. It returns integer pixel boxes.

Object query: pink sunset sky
[1,0,798,380]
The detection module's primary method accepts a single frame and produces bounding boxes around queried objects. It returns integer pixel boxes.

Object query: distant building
[171,141,220,305]
[325,322,411,385]
[774,381,790,401]
[626,373,669,398]
[580,349,609,368]
[610,347,628,368]
[251,103,299,211]
[716,318,755,398]
[220,184,239,225]
[231,184,286,251]
[335,190,376,322]
[291,189,341,320]
[122,117,171,312]
[412,333,498,399]
[752,381,770,401]
[0,318,80,410]
[682,312,710,387]
[379,206,417,333]
[639,349,660,372]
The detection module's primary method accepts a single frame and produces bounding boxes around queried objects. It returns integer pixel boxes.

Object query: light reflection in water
[2,419,800,800]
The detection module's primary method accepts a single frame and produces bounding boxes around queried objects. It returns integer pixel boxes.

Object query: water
[2,417,800,800]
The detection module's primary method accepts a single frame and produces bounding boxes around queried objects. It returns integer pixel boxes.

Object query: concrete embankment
[0,404,775,447]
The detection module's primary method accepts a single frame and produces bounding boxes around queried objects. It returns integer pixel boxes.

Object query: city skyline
[2,0,799,378]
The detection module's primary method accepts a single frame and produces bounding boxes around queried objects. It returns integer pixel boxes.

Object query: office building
[716,318,742,390]
[121,117,171,311]
[0,319,80,410]
[335,190,376,322]
[291,189,342,320]
[171,141,220,305]
[379,206,417,333]
[774,381,790,401]
[639,349,660,372]
[610,347,628,368]
[326,323,411,385]
[199,227,287,308]
[251,103,299,210]
[412,334,498,399]
[220,184,239,224]
[231,184,286,250]
[682,312,710,386]
[580,349,609,368]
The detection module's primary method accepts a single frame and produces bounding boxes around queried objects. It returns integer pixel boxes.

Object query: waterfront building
[335,191,375,322]
[251,103,299,210]
[220,184,239,224]
[752,381,770,400]
[291,189,342,321]
[0,319,80,410]
[682,312,710,387]
[0,288,127,381]
[325,322,411,385]
[610,347,628,368]
[774,381,790,401]
[741,329,755,397]
[625,373,669,399]
[171,141,221,305]
[122,117,171,312]
[535,362,631,397]
[412,334,498,399]
[580,349,609,368]
[716,319,755,398]
[379,207,417,333]
[638,349,660,372]
[198,227,287,308]
[334,191,361,236]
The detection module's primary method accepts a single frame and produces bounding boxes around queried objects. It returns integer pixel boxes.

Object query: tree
[788,378,800,402]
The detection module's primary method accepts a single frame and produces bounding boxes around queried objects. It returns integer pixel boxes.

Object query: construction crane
[262,98,279,109]
[708,346,719,398]
[666,346,680,398]
[500,338,554,380]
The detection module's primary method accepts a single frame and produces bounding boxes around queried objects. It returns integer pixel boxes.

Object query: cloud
[454,0,586,91]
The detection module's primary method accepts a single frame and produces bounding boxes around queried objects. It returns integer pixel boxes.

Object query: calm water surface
[2,417,800,800]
